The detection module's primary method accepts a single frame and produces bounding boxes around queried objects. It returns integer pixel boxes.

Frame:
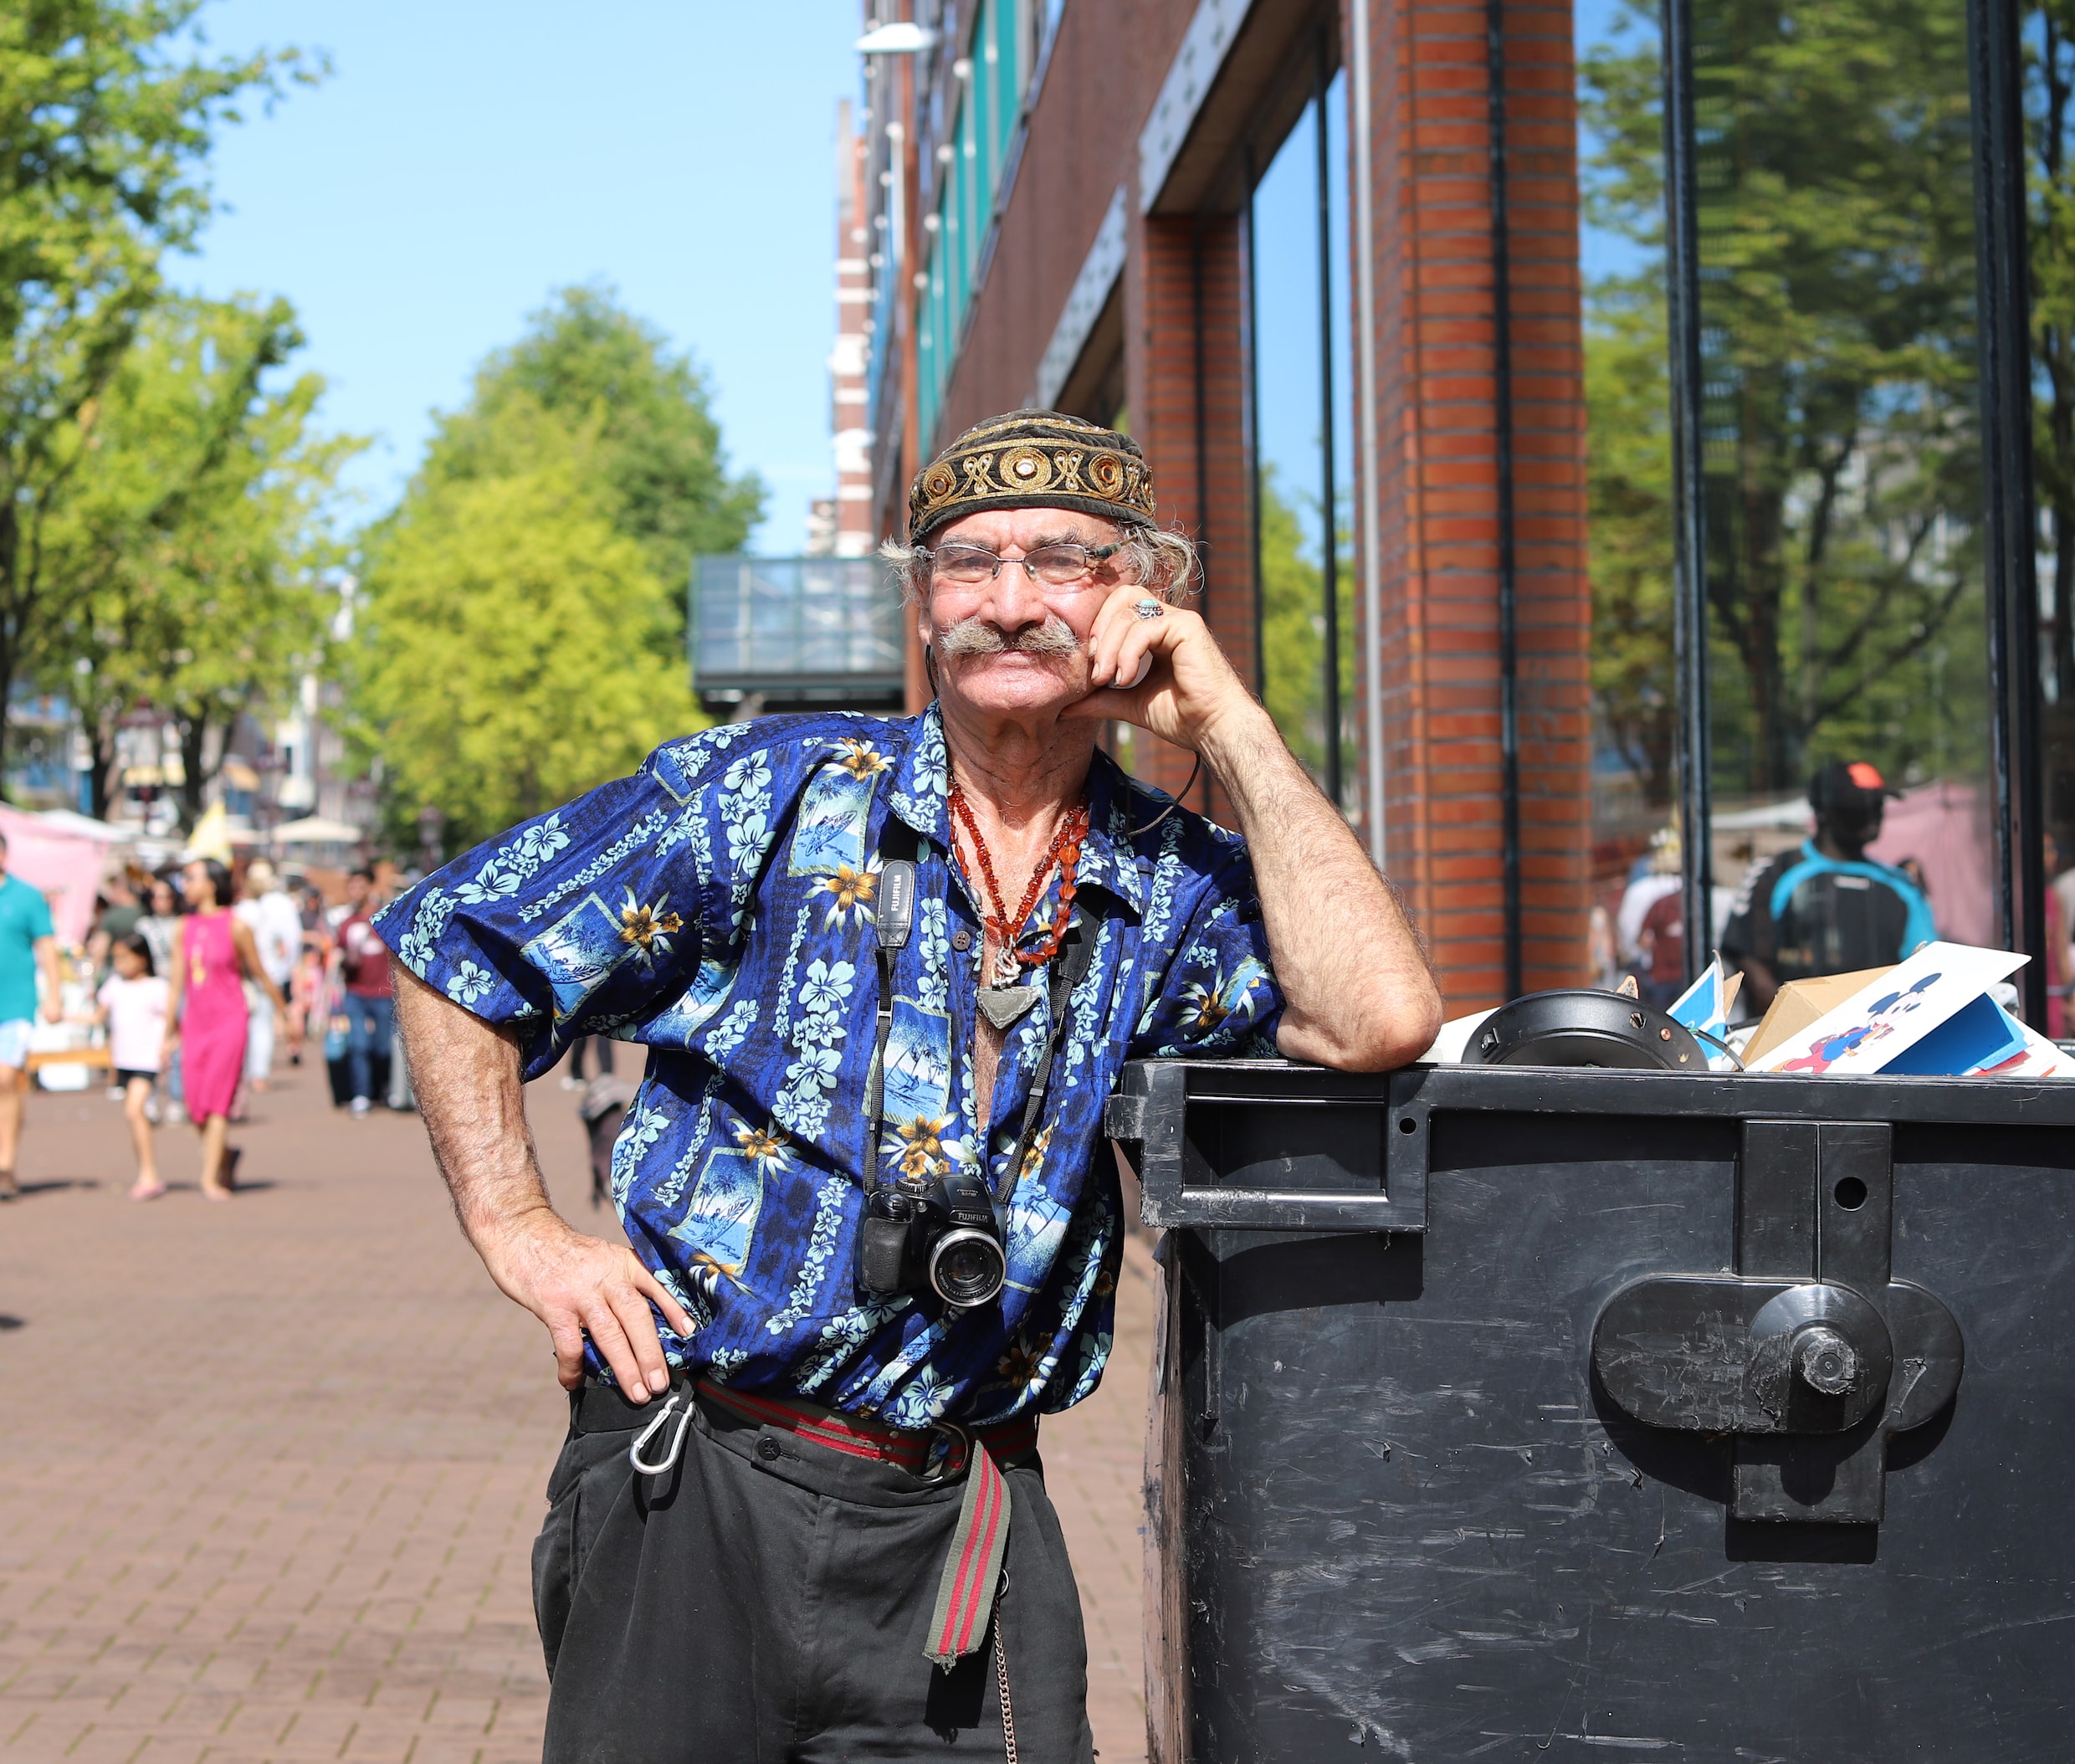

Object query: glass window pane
[1251,70,1355,812]
[2029,2,2075,1033]
[1695,0,1990,1005]
[1579,0,1681,995]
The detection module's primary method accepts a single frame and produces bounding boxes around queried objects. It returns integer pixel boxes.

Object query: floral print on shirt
[377,705,1281,1424]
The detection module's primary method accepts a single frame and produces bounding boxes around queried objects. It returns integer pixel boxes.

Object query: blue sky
[177,3,1643,560]
[178,1,864,553]
[1575,0,1654,280]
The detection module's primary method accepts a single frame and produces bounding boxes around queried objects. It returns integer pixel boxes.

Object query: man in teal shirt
[0,830,62,1198]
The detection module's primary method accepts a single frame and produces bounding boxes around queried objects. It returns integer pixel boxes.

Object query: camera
[858,1169,1007,1308]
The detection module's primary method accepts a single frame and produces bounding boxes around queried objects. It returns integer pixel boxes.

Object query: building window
[917,0,1039,449]
[1248,41,1355,815]
[1606,0,2054,1011]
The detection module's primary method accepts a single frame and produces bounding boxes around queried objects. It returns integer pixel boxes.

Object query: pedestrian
[99,871,146,948]
[333,866,394,1115]
[161,858,285,1201]
[136,875,182,986]
[384,410,1442,1763]
[284,881,330,1065]
[288,935,325,1064]
[1722,760,1936,1013]
[2044,837,2071,1040]
[233,859,301,1094]
[94,932,169,1201]
[0,829,62,1201]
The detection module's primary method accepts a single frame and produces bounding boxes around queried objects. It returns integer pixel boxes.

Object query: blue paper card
[1877,991,2029,1077]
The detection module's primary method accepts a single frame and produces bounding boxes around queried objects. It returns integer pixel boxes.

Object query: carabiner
[628,1390,695,1477]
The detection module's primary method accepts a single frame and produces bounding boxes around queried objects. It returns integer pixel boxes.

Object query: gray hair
[879,521,1201,609]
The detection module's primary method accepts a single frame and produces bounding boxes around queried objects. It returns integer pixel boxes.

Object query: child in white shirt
[95,933,169,1201]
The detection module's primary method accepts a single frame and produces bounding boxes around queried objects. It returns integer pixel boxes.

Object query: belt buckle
[920,1418,971,1484]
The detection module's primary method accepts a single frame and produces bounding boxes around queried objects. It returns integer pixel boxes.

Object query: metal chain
[993,1608,1018,1764]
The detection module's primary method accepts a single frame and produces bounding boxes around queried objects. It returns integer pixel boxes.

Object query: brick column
[1127,210,1257,821]
[1352,0,1591,1008]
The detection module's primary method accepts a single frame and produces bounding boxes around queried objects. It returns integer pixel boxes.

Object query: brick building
[856,0,1592,1010]
[813,98,879,561]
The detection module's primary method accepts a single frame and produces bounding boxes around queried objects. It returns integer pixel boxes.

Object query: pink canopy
[1867,779,1996,948]
[0,806,120,947]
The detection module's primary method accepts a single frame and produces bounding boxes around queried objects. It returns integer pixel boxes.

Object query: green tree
[41,295,360,823]
[428,285,764,621]
[1258,468,1353,800]
[1582,0,1986,797]
[1586,286,1677,809]
[0,2,315,759]
[2030,2,2075,705]
[356,402,702,852]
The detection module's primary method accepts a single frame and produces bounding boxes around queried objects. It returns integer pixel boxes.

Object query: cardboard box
[1743,966,1895,1066]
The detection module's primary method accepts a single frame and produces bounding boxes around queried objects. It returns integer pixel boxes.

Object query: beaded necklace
[947,781,1088,991]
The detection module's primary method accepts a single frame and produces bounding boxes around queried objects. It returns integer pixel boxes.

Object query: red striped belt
[697,1381,1036,1666]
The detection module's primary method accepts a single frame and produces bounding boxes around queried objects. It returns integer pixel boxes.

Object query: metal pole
[1245,140,1267,703]
[1662,0,1714,987]
[1315,29,1345,814]
[1193,215,1214,816]
[1486,0,1522,1000]
[1350,0,1386,868]
[1966,0,2047,1023]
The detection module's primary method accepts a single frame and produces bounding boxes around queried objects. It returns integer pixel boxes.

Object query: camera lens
[930,1228,1007,1308]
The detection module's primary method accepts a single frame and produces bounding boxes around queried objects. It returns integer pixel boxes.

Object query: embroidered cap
[908,408,1157,541]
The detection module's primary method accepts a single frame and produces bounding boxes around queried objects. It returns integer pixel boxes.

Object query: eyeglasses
[924,541,1121,588]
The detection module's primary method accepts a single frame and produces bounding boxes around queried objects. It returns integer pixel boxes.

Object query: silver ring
[1132,598,1165,621]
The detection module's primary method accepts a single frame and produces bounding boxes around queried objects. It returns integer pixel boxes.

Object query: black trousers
[531,1380,1096,1763]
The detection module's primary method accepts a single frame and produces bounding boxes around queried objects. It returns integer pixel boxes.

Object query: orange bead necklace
[947,782,1088,989]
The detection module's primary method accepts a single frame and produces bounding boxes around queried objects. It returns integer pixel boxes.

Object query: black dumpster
[1108,1059,2075,1762]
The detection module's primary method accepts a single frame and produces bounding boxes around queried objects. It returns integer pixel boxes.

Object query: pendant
[978,985,1042,1030]
[991,943,1021,987]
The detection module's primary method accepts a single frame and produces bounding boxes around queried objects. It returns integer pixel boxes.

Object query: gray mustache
[936,615,1081,658]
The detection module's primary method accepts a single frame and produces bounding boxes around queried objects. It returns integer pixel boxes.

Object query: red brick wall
[1127,212,1257,820]
[931,0,1201,444]
[1352,0,1591,1008]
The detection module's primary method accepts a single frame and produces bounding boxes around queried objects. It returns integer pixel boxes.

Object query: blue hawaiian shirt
[376,705,1281,1429]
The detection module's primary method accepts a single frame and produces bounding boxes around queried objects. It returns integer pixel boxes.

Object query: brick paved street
[0,1066,1151,1763]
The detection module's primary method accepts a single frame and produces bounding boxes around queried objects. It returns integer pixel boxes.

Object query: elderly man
[382,410,1439,1763]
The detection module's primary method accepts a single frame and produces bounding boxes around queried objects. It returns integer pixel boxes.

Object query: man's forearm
[393,965,552,1244]
[392,964,693,1397]
[1199,706,1441,1069]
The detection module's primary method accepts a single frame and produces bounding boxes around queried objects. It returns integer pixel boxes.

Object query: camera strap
[862,813,1096,1205]
[995,919,1096,1206]
[864,819,921,1190]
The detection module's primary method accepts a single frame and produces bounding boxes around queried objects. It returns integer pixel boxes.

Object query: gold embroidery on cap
[999,444,1053,490]
[908,414,1157,536]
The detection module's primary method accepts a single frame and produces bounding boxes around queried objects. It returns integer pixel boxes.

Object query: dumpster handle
[1109,1064,1429,1233]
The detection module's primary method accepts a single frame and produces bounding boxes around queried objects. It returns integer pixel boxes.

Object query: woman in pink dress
[163,859,284,1200]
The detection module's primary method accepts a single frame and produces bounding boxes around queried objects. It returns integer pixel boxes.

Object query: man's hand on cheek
[1063,581,1258,752]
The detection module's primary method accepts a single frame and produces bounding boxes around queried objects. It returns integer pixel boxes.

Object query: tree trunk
[87,705,121,823]
[0,501,21,797]
[177,713,213,830]
[1736,382,1794,795]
